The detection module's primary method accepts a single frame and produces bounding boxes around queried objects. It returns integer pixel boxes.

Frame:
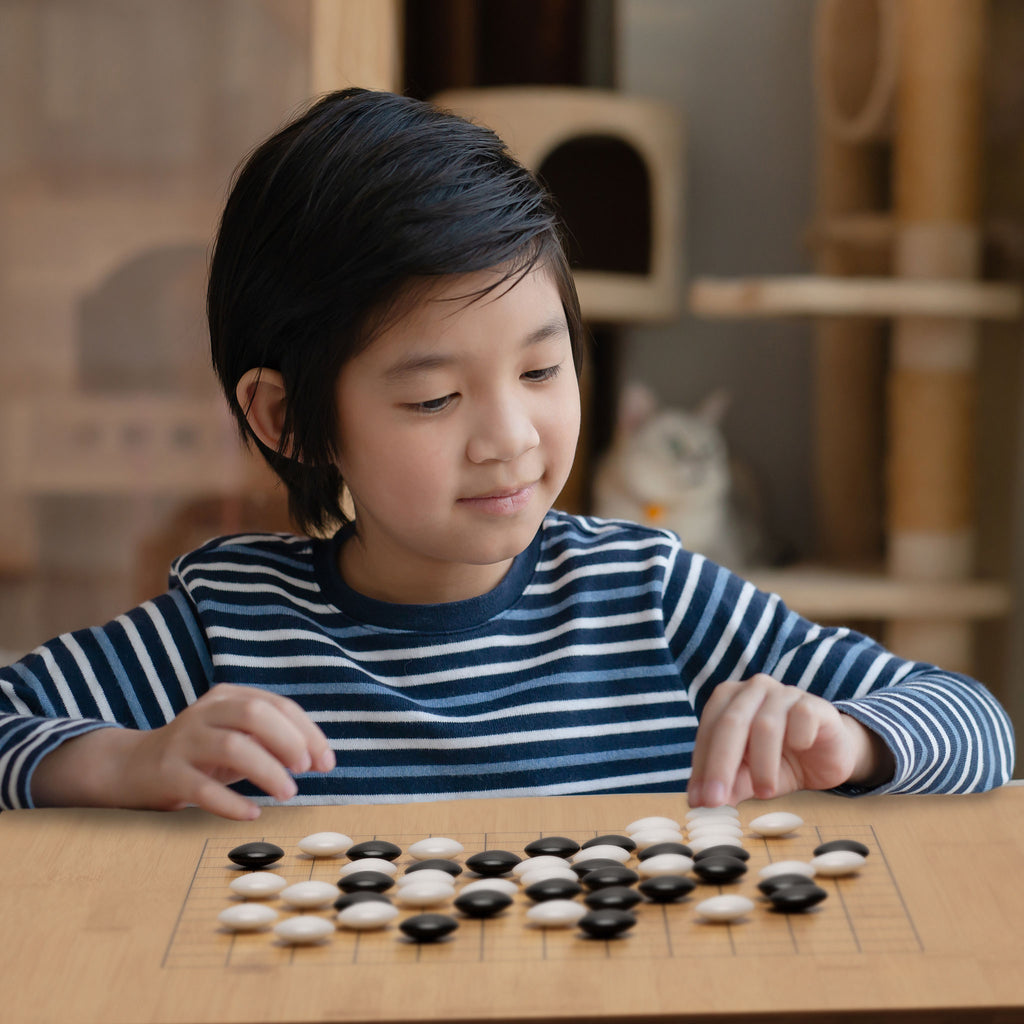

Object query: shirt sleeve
[661,545,1016,795]
[0,586,214,810]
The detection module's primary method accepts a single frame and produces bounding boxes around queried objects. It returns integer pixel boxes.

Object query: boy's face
[334,266,581,604]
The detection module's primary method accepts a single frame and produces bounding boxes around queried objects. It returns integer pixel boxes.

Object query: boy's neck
[337,535,514,605]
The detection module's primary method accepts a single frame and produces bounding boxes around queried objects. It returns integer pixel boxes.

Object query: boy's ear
[236,368,291,456]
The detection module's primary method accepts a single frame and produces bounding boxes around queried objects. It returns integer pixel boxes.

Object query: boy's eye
[408,393,456,414]
[522,364,562,383]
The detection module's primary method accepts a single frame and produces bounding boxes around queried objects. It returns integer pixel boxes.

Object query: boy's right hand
[31,684,336,820]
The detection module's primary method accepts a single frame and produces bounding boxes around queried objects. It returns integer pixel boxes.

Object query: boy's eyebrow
[382,316,569,382]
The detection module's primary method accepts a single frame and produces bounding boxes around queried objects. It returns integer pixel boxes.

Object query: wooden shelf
[746,564,1012,621]
[689,275,1024,320]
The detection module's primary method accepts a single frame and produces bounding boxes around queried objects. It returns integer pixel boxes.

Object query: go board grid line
[815,825,862,954]
[165,824,923,968]
[870,824,924,953]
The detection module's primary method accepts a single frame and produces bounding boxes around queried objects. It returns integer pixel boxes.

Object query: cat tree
[690,0,1022,675]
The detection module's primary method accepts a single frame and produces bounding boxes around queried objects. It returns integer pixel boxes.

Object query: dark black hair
[208,88,583,535]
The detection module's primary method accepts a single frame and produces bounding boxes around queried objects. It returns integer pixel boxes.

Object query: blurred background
[0,0,1021,771]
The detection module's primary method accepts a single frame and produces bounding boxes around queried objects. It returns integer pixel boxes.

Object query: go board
[163,819,919,970]
[4,787,1024,1024]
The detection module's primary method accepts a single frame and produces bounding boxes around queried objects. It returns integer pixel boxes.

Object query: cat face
[621,410,730,504]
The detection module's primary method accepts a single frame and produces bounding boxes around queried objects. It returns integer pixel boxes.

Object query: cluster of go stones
[218,811,869,946]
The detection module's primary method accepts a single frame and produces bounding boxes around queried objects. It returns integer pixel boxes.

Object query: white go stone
[749,811,804,837]
[758,859,816,881]
[408,836,464,860]
[630,828,685,849]
[218,903,278,932]
[519,865,579,888]
[626,815,680,834]
[638,853,695,877]
[394,880,456,907]
[525,900,588,928]
[571,844,630,865]
[687,820,744,839]
[396,868,455,888]
[512,855,568,877]
[459,878,519,897]
[686,805,739,820]
[229,871,289,899]
[297,831,353,857]
[273,915,334,945]
[695,895,754,922]
[688,834,746,854]
[279,880,340,909]
[810,850,866,876]
[337,901,400,931]
[337,857,398,878]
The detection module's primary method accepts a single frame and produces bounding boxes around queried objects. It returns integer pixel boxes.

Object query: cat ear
[617,382,659,435]
[694,388,731,426]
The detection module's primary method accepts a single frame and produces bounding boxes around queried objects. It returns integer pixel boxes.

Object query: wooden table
[3,787,1023,1023]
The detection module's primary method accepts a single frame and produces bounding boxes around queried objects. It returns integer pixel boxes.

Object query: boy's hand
[31,684,335,820]
[686,674,894,808]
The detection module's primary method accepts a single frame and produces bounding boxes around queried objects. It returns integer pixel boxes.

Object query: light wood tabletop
[3,786,1023,1024]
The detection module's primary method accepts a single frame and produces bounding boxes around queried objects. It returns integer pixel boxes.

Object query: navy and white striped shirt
[0,512,1014,809]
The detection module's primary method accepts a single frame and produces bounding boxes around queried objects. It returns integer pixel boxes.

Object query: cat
[592,382,769,570]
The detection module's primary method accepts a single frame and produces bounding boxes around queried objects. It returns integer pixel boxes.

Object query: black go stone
[769,884,829,913]
[346,839,402,862]
[581,866,639,891]
[404,858,462,877]
[578,909,637,940]
[524,836,580,859]
[581,834,637,853]
[637,841,693,861]
[399,913,459,943]
[638,875,697,904]
[571,857,624,877]
[693,843,749,862]
[465,850,521,876]
[333,891,393,912]
[524,877,583,902]
[693,855,748,884]
[814,838,870,858]
[227,841,284,869]
[584,885,644,911]
[337,870,395,894]
[453,890,513,919]
[757,873,819,897]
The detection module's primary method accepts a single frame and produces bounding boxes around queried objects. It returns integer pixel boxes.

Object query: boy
[0,90,1014,819]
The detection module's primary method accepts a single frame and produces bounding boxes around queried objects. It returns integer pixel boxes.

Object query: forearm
[29,726,144,809]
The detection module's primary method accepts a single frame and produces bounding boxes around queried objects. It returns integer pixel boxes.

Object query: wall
[616,0,818,556]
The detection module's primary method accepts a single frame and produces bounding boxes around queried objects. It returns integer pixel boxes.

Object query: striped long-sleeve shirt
[0,512,1014,809]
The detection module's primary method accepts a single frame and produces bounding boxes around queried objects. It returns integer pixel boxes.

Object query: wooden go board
[4,787,1024,1023]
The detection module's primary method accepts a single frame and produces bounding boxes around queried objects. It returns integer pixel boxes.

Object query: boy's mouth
[458,483,537,514]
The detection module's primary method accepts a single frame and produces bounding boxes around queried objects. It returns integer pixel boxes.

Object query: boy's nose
[465,397,540,464]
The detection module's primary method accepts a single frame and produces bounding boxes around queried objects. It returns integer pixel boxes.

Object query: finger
[203,689,320,776]
[692,678,773,806]
[784,693,827,753]
[186,768,263,821]
[193,726,300,804]
[689,680,744,805]
[261,691,336,773]
[745,686,805,799]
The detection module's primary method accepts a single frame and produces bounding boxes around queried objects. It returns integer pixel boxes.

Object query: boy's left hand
[686,674,893,807]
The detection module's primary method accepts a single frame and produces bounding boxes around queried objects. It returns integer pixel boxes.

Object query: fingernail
[317,749,336,772]
[704,781,726,807]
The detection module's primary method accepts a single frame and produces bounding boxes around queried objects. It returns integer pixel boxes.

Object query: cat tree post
[811,0,896,564]
[885,0,986,669]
